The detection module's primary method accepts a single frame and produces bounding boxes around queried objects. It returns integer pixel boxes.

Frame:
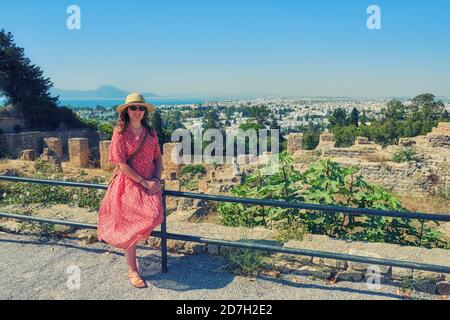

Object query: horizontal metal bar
[0,176,107,190]
[1,175,448,222]
[164,190,450,222]
[0,211,163,236]
[1,211,449,274]
[0,212,97,229]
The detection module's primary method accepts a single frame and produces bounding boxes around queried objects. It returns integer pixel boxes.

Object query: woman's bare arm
[117,163,145,184]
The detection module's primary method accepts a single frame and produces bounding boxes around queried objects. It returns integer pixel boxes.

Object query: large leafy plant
[218,152,447,248]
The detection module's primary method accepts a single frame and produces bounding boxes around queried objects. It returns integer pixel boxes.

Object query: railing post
[161,190,168,273]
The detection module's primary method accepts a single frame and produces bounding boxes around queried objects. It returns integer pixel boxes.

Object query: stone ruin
[8,122,449,196]
[426,122,450,148]
[43,137,63,159]
[36,147,63,173]
[162,143,183,191]
[68,138,89,168]
[285,122,450,195]
[20,149,36,161]
[12,136,92,171]
[287,133,303,155]
[99,140,113,172]
[315,132,336,152]
[10,133,244,197]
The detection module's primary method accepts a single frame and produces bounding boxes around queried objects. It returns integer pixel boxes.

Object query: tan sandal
[127,271,147,289]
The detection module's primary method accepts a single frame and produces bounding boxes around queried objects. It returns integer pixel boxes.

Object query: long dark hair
[116,108,156,137]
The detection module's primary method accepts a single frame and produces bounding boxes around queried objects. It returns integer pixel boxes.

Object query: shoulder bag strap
[126,128,149,164]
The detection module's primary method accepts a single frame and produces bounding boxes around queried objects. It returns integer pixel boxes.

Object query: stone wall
[0,129,107,159]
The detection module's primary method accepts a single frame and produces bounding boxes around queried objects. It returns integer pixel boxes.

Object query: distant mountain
[51,85,159,99]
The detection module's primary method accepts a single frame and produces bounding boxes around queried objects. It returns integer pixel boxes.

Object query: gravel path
[0,231,438,300]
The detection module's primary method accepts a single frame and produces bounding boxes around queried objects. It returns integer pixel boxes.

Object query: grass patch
[0,172,106,211]
[224,247,270,277]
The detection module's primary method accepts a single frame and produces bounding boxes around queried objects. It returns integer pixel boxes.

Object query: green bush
[181,164,207,176]
[99,122,114,140]
[392,148,421,163]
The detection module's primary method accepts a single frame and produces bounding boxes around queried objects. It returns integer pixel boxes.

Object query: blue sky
[1,0,449,98]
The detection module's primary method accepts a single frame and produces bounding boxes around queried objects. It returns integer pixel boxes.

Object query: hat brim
[117,102,155,113]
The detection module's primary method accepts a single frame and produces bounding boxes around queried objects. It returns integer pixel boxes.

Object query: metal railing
[0,175,449,275]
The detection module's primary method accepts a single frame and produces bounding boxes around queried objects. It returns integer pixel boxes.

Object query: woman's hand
[142,179,162,194]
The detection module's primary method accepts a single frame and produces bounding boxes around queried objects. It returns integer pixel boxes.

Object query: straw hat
[117,92,155,113]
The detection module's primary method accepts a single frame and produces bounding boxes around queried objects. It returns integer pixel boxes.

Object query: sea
[59,98,206,108]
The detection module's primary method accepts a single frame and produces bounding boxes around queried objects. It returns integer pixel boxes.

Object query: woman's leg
[124,244,146,288]
[124,244,138,272]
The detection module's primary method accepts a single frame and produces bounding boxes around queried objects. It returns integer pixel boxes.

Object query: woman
[97,92,164,289]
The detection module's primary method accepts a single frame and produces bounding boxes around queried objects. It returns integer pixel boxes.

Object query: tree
[303,131,319,150]
[443,110,450,120]
[250,105,271,127]
[410,93,444,121]
[302,123,321,150]
[58,106,84,129]
[268,115,280,130]
[203,109,222,131]
[332,125,357,147]
[150,109,165,143]
[0,29,62,130]
[361,109,367,125]
[382,99,406,121]
[328,108,349,128]
[162,109,184,133]
[239,122,261,131]
[350,107,359,127]
[411,93,436,108]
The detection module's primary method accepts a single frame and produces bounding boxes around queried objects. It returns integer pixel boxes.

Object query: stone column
[20,149,36,161]
[99,140,114,171]
[316,132,335,151]
[69,138,89,168]
[43,137,63,159]
[287,133,303,155]
[162,143,183,180]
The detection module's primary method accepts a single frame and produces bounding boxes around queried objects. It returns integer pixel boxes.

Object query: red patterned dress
[97,125,164,249]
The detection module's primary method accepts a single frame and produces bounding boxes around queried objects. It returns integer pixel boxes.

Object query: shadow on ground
[0,233,413,300]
